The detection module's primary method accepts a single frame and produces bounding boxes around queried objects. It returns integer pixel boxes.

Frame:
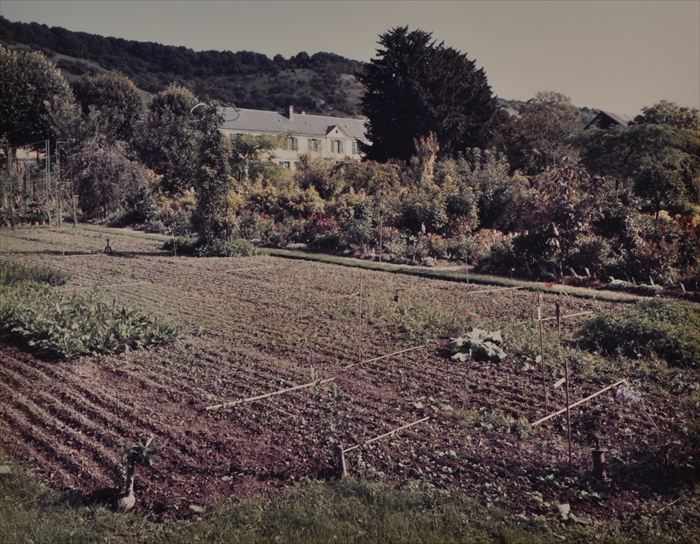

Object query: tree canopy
[0,44,77,148]
[579,101,700,215]
[72,73,144,143]
[360,26,496,162]
[499,91,584,174]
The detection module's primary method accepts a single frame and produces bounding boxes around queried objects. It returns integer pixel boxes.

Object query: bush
[161,236,196,255]
[194,238,258,257]
[0,283,176,359]
[568,233,614,278]
[579,301,700,368]
[477,238,519,276]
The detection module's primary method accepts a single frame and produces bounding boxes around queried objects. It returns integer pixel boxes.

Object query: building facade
[219,105,368,170]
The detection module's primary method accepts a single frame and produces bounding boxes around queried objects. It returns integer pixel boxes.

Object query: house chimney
[288,105,295,121]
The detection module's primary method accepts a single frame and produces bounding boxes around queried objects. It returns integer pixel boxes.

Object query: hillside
[0,16,365,116]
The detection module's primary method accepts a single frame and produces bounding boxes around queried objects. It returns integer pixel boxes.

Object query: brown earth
[0,225,696,523]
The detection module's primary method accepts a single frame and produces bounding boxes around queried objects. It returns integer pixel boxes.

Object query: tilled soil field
[0,225,695,523]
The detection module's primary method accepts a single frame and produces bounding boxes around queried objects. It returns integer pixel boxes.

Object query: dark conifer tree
[360,26,497,161]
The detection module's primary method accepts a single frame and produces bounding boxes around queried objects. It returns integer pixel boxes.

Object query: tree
[0,45,78,149]
[360,26,496,162]
[580,100,700,214]
[69,136,156,220]
[191,106,232,243]
[0,45,78,211]
[501,91,583,174]
[227,133,277,181]
[72,72,144,143]
[134,84,200,194]
[635,100,700,131]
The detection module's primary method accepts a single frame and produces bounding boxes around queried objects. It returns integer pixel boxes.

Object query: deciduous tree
[72,72,144,143]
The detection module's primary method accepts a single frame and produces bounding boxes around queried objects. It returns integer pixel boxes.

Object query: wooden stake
[557,301,572,466]
[530,379,627,427]
[343,416,430,453]
[336,445,348,479]
[72,194,78,227]
[537,294,548,412]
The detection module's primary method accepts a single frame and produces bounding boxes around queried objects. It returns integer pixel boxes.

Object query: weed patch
[579,301,700,368]
[0,261,68,286]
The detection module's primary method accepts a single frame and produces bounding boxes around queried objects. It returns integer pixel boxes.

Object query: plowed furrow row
[0,357,142,440]
[0,408,101,485]
[0,381,120,483]
[15,362,206,466]
[0,416,78,485]
[0,366,127,450]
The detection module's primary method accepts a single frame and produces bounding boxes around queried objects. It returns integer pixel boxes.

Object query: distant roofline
[219,105,365,121]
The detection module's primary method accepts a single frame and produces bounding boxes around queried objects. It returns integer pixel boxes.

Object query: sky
[2,0,699,116]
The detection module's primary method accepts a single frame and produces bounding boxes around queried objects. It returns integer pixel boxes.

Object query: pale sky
[2,0,699,116]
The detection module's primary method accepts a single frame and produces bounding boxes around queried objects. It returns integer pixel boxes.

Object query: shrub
[0,283,176,359]
[305,214,343,251]
[264,218,306,247]
[568,233,614,278]
[194,238,258,257]
[477,238,519,276]
[161,236,196,255]
[579,301,700,368]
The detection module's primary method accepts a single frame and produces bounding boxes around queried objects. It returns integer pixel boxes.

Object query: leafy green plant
[0,262,68,286]
[450,328,506,363]
[579,301,700,368]
[0,283,176,359]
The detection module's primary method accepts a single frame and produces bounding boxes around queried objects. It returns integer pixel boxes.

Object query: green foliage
[0,283,176,359]
[161,236,197,255]
[580,118,700,214]
[579,301,700,368]
[360,26,496,161]
[450,328,506,363]
[0,261,68,286]
[0,44,78,148]
[71,72,144,143]
[69,137,158,220]
[635,100,700,131]
[194,238,258,257]
[500,91,583,174]
[228,133,278,181]
[134,85,201,195]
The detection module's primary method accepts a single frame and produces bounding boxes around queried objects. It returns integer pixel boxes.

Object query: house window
[287,136,298,151]
[309,139,321,152]
[352,140,359,155]
[331,139,344,154]
[280,161,291,169]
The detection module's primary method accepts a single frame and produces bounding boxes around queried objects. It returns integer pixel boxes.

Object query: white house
[219,105,368,170]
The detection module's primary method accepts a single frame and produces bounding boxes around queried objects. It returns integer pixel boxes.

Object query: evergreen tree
[360,26,496,161]
[192,106,232,243]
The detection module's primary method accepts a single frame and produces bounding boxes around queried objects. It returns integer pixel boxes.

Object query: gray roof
[220,107,368,143]
[596,110,633,126]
